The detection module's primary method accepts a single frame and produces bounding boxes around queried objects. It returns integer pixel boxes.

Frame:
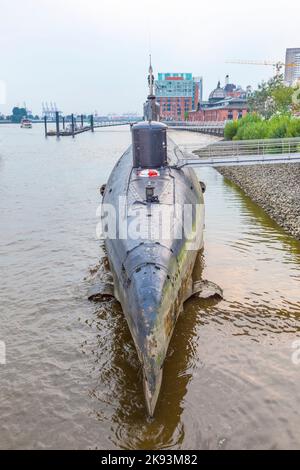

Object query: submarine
[100,61,212,416]
[96,61,300,416]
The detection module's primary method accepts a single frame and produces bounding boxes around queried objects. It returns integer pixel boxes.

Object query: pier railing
[176,137,300,168]
[194,137,300,158]
[164,120,227,128]
[164,120,226,136]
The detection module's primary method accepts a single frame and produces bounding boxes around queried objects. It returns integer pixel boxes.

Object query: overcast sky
[1,0,299,115]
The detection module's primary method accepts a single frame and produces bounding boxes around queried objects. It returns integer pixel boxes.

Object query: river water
[0,124,300,449]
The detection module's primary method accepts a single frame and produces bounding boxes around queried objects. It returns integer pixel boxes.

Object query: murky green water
[0,125,299,449]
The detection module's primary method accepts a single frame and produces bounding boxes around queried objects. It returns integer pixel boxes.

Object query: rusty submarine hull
[98,62,212,416]
[101,120,205,416]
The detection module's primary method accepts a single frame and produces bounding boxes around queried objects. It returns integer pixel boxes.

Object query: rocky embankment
[217,164,300,240]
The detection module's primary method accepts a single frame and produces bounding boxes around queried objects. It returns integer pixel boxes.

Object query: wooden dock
[46,126,92,137]
[45,112,134,137]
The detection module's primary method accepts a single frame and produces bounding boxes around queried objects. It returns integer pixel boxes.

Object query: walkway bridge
[175,137,300,168]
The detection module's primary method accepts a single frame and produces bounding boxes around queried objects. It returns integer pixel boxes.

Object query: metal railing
[194,137,300,158]
[175,137,300,168]
[94,121,132,127]
[164,120,226,128]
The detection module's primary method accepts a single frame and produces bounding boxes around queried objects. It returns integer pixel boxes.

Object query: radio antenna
[148,54,154,97]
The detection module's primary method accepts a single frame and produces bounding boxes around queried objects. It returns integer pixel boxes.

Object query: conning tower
[132,57,167,169]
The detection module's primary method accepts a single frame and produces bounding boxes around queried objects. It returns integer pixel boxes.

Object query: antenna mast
[144,56,160,121]
[148,54,154,96]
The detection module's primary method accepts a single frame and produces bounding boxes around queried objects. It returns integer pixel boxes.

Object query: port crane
[226,60,296,77]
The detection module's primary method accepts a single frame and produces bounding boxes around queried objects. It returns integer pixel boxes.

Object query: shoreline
[216,164,300,241]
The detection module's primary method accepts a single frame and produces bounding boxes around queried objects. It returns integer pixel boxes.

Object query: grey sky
[1,0,299,115]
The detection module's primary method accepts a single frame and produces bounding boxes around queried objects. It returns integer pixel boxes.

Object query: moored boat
[20,118,32,128]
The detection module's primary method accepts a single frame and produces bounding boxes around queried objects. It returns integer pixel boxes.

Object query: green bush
[224,120,238,140]
[224,112,300,141]
[235,121,267,140]
[286,119,300,137]
[233,114,265,140]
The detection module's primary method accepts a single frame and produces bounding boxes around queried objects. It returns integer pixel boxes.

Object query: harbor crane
[226,60,296,77]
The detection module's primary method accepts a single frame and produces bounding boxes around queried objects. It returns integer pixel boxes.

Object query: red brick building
[189,99,248,122]
[158,96,193,121]
[155,73,201,121]
[189,78,249,122]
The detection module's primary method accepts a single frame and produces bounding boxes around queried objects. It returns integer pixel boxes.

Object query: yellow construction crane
[226,60,296,77]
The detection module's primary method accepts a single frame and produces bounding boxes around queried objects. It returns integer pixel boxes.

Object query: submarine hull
[102,138,204,415]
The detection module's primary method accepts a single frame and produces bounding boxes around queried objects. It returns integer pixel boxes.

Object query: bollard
[44,115,48,138]
[90,114,94,132]
[71,114,75,137]
[55,111,60,138]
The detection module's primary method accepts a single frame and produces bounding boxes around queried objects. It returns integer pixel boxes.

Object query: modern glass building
[285,48,300,85]
[155,73,201,120]
[193,76,203,103]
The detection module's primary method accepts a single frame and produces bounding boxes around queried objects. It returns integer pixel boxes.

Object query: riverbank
[217,164,300,240]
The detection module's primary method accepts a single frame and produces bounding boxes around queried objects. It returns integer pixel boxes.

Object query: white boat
[20,119,32,129]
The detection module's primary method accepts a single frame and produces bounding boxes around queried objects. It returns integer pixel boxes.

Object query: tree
[248,74,296,118]
[11,107,27,123]
[291,86,300,114]
[272,86,294,114]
